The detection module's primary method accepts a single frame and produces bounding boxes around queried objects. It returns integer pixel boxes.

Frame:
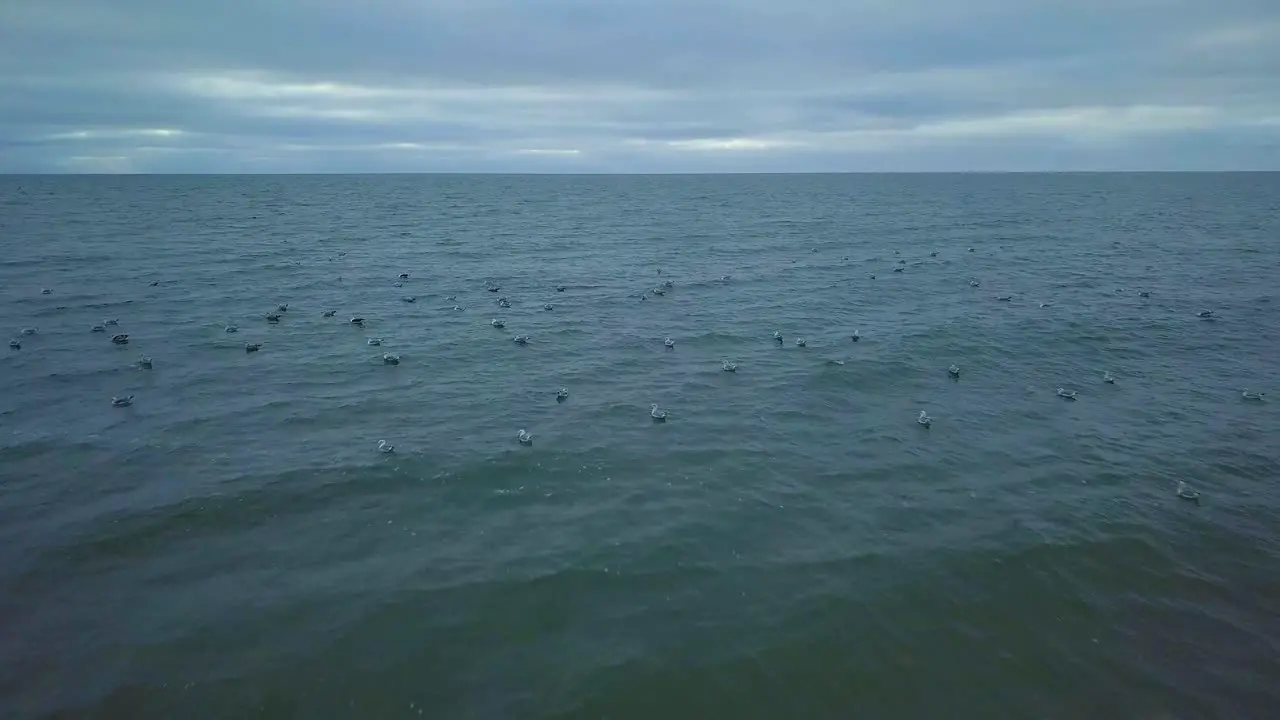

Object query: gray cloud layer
[2,0,1279,172]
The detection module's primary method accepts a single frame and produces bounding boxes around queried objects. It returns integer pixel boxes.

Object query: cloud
[0,0,1278,172]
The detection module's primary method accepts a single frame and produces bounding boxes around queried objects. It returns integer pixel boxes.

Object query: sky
[2,0,1279,173]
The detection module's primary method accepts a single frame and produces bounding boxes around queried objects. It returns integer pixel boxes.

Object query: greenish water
[2,173,1279,718]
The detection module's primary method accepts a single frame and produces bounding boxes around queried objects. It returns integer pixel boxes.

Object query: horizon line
[3,169,1279,177]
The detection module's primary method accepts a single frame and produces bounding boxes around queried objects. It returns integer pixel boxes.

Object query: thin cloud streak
[1,0,1278,172]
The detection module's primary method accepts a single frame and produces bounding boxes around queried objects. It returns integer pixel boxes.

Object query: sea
[1,173,1278,719]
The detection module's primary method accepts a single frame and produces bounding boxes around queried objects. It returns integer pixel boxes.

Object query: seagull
[245,342,261,352]
[112,395,134,407]
[9,339,20,350]
[492,319,505,328]
[399,272,410,279]
[21,327,37,335]
[1197,310,1215,319]
[382,352,400,364]
[996,295,1012,302]
[452,305,462,311]
[1039,303,1051,308]
[544,303,554,311]
[970,280,979,287]
[517,429,533,445]
[402,296,416,303]
[851,330,861,342]
[893,267,904,273]
[111,333,129,344]
[277,304,288,312]
[367,337,383,346]
[664,337,675,349]
[930,251,938,257]
[92,324,106,332]
[1103,372,1115,384]
[948,364,960,377]
[968,247,975,252]
[795,339,807,347]
[137,356,153,369]
[103,319,118,326]
[652,287,666,296]
[265,313,281,322]
[322,310,336,317]
[556,388,569,402]
[1139,291,1150,298]
[1242,391,1265,401]
[556,285,566,292]
[377,440,395,453]
[149,281,160,287]
[224,324,238,333]
[41,288,51,294]
[723,360,738,372]
[513,335,529,345]
[1057,388,1078,400]
[488,286,500,292]
[350,317,365,326]
[773,331,783,344]
[1176,481,1200,503]
[917,410,932,427]
[445,296,457,302]
[651,404,668,422]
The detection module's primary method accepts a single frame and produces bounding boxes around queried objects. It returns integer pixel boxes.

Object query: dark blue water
[2,173,1279,718]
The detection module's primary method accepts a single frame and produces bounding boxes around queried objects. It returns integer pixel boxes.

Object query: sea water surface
[1,173,1279,718]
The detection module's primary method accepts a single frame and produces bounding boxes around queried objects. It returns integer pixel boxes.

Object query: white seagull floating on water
[948,364,960,377]
[517,429,533,445]
[651,404,668,422]
[112,395,134,407]
[723,360,738,372]
[1241,390,1265,401]
[382,353,400,364]
[367,337,383,346]
[513,335,529,345]
[1176,481,1200,503]
[1057,388,1078,400]
[492,319,505,328]
[137,356,153,369]
[556,388,569,402]
[245,342,261,352]
[795,339,807,347]
[378,440,395,453]
[917,410,932,427]
[664,337,675,349]
[1103,372,1115,384]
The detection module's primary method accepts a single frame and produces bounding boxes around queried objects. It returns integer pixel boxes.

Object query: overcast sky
[2,0,1279,173]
